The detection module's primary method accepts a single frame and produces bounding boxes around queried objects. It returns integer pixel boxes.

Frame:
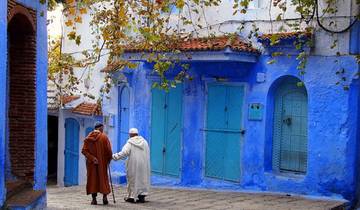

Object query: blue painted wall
[0,0,7,206]
[0,1,48,207]
[349,79,360,206]
[108,52,360,204]
[33,0,48,191]
[246,55,358,201]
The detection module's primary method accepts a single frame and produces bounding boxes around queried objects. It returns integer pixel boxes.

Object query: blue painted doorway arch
[118,85,130,151]
[64,118,80,186]
[272,77,308,173]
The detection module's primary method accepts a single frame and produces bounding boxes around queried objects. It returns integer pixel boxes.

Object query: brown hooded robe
[81,130,112,195]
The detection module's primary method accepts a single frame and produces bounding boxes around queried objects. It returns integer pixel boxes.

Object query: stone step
[5,180,32,200]
[6,188,46,210]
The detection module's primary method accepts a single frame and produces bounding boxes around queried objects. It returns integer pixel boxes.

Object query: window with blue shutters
[272,77,308,174]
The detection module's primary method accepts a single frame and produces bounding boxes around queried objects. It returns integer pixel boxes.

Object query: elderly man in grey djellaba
[112,128,151,203]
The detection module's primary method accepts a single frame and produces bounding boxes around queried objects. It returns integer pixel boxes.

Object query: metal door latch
[283,117,292,125]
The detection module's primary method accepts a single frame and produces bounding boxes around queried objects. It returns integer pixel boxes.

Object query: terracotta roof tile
[124,35,258,53]
[101,35,258,72]
[61,95,80,105]
[72,102,102,116]
[258,31,312,40]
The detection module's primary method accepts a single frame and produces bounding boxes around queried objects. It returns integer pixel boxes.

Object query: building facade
[54,0,360,207]
[0,0,48,209]
[101,30,360,206]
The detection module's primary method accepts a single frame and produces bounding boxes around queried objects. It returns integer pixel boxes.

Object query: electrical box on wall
[248,103,263,121]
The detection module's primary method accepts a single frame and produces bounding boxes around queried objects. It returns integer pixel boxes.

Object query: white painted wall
[57,109,65,186]
[59,9,109,103]
[47,5,63,38]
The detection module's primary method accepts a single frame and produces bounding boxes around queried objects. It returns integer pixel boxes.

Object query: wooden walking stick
[108,166,116,203]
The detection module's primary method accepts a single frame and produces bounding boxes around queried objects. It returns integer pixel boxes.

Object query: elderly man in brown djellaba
[82,122,113,205]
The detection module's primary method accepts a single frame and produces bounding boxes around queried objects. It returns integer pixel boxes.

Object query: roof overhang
[257,31,313,55]
[121,49,258,63]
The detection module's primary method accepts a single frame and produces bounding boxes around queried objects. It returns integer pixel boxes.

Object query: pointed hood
[85,130,102,142]
[128,136,146,149]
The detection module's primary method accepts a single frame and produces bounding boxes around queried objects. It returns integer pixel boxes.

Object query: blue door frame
[118,86,130,151]
[64,118,80,186]
[205,83,244,182]
[150,85,182,177]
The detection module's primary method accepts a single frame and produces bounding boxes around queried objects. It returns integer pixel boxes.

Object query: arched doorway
[64,118,80,186]
[6,6,37,183]
[118,85,130,151]
[272,77,308,173]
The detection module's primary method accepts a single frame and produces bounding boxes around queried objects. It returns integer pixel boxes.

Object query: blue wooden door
[151,88,166,174]
[205,85,227,180]
[64,118,80,186]
[205,84,243,182]
[118,86,130,150]
[273,79,308,173]
[151,85,182,177]
[224,86,243,181]
[164,85,182,176]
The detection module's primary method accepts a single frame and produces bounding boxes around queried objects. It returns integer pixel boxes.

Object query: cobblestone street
[47,185,346,210]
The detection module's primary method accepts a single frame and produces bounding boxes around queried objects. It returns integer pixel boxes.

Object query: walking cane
[108,166,116,203]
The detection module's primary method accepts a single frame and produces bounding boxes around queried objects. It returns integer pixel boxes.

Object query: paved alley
[47,185,346,210]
